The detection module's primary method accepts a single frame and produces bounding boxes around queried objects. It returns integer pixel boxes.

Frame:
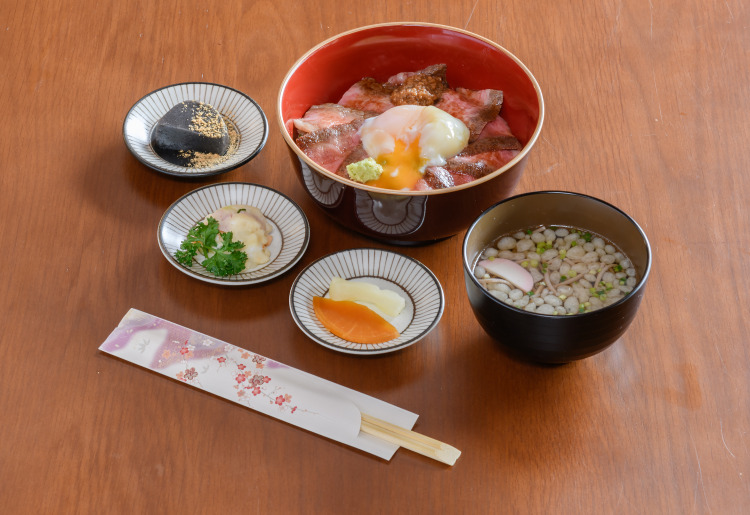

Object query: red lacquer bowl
[277,22,544,244]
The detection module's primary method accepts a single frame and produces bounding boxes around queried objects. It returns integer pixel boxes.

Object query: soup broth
[474,225,638,315]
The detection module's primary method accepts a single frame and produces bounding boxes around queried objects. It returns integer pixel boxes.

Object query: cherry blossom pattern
[179,341,194,359]
[173,342,301,415]
[176,367,199,384]
[251,374,265,386]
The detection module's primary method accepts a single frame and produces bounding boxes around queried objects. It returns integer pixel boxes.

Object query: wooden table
[1,0,747,512]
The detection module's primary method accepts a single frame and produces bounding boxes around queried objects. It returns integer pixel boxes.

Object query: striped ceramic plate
[289,249,444,355]
[123,82,267,177]
[158,183,309,285]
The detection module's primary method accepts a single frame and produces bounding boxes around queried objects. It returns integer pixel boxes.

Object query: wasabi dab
[346,158,383,183]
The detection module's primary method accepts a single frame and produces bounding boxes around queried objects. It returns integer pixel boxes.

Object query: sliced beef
[295,120,364,173]
[441,135,522,178]
[450,172,476,186]
[460,135,522,156]
[418,165,477,190]
[421,166,455,189]
[436,88,504,142]
[284,118,295,136]
[418,130,522,188]
[387,64,449,106]
[338,78,395,114]
[335,144,369,178]
[413,179,432,191]
[385,64,447,87]
[477,115,514,139]
[293,103,372,134]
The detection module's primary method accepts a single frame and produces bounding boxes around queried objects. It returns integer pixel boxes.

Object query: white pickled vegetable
[328,277,405,317]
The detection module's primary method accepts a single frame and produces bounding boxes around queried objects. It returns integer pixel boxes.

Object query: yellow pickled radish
[328,277,405,317]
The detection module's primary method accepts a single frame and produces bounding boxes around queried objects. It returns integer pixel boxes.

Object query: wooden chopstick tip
[360,414,461,466]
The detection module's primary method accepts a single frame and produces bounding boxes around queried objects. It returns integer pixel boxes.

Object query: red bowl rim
[276,22,545,197]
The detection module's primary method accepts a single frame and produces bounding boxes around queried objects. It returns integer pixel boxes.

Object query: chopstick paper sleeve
[99,308,418,460]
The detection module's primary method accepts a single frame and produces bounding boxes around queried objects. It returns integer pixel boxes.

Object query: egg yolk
[368,138,425,190]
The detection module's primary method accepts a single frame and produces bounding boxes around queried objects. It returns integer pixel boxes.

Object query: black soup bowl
[462,191,652,364]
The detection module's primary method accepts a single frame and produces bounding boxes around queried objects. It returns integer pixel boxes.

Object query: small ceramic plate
[124,82,268,177]
[289,248,444,355]
[158,182,309,285]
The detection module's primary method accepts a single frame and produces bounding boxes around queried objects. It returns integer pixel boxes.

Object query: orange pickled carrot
[312,297,400,344]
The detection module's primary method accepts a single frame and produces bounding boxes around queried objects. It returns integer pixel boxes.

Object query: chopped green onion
[560,276,568,281]
[584,232,592,242]
[571,241,577,247]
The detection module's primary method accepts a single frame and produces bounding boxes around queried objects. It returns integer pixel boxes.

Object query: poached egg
[359,105,469,190]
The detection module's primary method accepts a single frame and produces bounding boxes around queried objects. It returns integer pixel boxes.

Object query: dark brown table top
[1,0,748,512]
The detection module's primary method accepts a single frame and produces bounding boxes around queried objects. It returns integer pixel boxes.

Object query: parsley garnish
[175,217,247,277]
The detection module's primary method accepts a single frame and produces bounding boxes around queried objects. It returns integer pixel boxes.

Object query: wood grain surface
[1,0,748,513]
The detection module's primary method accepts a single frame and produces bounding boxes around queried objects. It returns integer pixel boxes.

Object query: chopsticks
[360,413,461,466]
